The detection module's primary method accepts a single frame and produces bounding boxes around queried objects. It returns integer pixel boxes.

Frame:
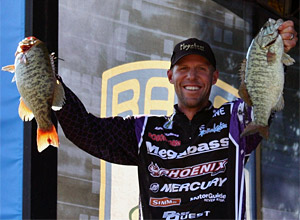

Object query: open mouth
[184,86,201,91]
[20,44,32,52]
[265,39,276,47]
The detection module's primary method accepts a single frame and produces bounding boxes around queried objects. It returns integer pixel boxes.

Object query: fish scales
[246,37,284,124]
[239,18,295,138]
[2,36,65,152]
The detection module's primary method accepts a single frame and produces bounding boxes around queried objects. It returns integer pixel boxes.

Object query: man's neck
[177,103,210,121]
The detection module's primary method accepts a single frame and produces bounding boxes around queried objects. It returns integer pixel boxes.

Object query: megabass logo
[148,159,227,179]
[146,137,229,160]
[149,197,181,207]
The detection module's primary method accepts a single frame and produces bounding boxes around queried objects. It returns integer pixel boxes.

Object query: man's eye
[197,67,207,71]
[180,67,188,70]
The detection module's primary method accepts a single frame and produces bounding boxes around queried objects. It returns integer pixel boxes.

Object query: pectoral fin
[2,65,15,73]
[282,53,295,66]
[267,51,276,63]
[51,79,65,111]
[19,97,34,121]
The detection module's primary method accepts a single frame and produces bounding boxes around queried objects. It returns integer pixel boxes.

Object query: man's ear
[167,69,174,84]
[212,70,219,85]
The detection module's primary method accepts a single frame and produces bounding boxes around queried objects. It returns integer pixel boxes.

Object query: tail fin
[37,125,59,152]
[240,122,269,139]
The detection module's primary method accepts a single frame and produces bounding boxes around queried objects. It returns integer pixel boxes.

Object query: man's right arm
[55,82,139,166]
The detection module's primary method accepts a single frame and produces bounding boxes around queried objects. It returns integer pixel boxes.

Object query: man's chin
[181,100,208,110]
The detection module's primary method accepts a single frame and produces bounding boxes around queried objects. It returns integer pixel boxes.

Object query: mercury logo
[160,177,227,193]
[149,183,159,193]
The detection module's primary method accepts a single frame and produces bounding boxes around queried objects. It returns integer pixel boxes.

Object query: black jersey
[56,84,262,220]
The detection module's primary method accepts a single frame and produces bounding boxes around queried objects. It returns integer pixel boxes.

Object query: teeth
[185,86,200,91]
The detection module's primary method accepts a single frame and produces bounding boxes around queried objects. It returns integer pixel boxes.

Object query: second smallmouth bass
[239,18,295,138]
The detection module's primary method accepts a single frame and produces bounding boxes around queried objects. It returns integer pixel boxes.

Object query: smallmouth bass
[239,18,295,139]
[2,36,65,152]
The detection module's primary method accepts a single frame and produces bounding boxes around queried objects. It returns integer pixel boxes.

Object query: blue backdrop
[0,0,25,219]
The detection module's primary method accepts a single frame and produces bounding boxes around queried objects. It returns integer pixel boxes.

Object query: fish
[238,18,295,139]
[2,36,65,152]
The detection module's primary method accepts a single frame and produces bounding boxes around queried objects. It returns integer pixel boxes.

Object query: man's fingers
[281,32,297,41]
[282,36,298,52]
[278,20,294,31]
[278,20,298,52]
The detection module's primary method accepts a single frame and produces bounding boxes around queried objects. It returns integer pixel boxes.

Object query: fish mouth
[15,36,40,56]
[265,39,276,47]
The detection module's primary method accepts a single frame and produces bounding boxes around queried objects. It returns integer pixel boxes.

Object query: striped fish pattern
[2,37,65,152]
[238,18,295,138]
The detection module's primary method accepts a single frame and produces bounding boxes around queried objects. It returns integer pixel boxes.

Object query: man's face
[167,54,219,113]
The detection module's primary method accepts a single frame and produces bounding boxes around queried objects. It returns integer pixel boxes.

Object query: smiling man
[55,21,297,220]
[167,39,219,120]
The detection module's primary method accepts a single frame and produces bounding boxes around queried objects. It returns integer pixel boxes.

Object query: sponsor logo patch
[149,183,159,193]
[148,159,227,179]
[190,193,226,202]
[159,177,227,193]
[148,132,181,147]
[212,107,225,118]
[199,122,228,137]
[149,197,181,207]
[162,210,210,220]
[163,120,174,129]
[146,137,229,160]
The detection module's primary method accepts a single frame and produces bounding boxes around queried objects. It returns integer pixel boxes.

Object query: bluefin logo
[199,122,227,137]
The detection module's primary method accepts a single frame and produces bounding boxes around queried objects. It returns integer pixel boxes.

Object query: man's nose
[187,68,196,80]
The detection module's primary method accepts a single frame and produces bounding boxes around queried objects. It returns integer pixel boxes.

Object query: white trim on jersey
[138,116,148,154]
[229,132,241,220]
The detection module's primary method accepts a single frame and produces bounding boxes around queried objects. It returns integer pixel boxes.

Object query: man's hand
[278,20,298,52]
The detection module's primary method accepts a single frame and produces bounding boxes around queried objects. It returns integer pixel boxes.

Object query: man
[55,21,297,219]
